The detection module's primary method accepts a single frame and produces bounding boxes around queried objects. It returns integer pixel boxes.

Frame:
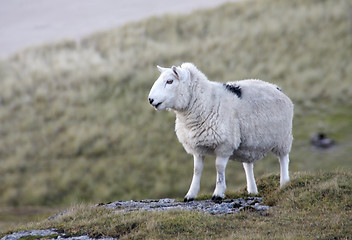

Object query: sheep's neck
[174,84,217,131]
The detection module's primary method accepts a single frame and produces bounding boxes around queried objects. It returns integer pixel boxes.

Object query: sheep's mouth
[154,102,162,109]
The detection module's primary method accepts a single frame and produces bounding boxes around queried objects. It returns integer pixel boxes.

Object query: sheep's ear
[157,65,168,73]
[172,66,189,81]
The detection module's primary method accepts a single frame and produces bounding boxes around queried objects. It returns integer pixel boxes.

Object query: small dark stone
[232,202,242,209]
[239,206,257,212]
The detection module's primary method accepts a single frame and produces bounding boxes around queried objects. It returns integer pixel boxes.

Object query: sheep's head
[148,65,191,111]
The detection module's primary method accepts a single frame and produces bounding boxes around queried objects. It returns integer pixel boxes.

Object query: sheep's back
[228,79,293,163]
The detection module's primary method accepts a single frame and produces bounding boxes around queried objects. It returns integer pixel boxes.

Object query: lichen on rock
[99,197,269,215]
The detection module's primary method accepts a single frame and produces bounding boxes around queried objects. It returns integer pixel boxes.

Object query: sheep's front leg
[278,154,290,187]
[212,156,229,201]
[184,155,204,202]
[242,162,258,194]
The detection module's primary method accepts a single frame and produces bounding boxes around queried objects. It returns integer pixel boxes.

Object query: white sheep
[148,63,293,201]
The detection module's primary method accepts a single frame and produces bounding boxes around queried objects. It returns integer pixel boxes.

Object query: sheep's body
[148,63,293,201]
[175,78,293,162]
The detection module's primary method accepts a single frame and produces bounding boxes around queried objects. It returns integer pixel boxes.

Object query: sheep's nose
[148,98,154,105]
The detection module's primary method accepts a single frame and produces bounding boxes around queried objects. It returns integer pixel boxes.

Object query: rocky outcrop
[100,197,269,214]
[1,197,269,240]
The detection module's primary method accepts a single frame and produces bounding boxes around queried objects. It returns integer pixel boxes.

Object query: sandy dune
[0,0,238,58]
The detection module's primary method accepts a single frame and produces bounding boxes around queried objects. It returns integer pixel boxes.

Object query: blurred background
[0,0,351,231]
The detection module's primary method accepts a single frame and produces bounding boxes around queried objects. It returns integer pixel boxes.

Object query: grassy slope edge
[0,0,351,208]
[1,171,351,239]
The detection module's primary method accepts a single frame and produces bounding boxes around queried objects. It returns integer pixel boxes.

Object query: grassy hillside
[2,171,352,239]
[0,0,352,210]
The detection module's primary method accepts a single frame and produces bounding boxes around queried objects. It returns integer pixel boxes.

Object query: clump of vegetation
[0,0,351,210]
[2,171,351,239]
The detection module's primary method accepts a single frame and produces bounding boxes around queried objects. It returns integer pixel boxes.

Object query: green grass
[0,207,62,233]
[2,171,351,239]
[0,0,351,222]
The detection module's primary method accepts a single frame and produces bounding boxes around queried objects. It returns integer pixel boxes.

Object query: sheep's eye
[166,79,173,84]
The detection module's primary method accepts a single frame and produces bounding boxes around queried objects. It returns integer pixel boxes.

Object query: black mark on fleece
[224,84,242,98]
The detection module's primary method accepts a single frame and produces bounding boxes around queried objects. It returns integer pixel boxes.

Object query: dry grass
[0,0,351,211]
[0,206,61,233]
[2,171,351,239]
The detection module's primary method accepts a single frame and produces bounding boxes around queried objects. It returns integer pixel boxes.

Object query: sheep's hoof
[184,197,194,202]
[211,195,224,203]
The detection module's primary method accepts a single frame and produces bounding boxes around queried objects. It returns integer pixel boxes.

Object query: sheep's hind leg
[242,162,258,194]
[212,156,229,201]
[184,155,204,202]
[278,154,290,187]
